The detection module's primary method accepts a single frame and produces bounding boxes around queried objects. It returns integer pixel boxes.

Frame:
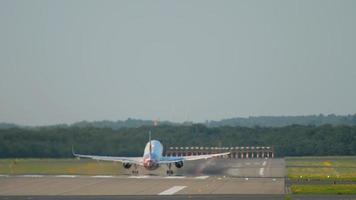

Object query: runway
[2,195,356,200]
[0,176,285,195]
[0,195,286,200]
[176,157,285,178]
[2,158,356,199]
[0,158,284,196]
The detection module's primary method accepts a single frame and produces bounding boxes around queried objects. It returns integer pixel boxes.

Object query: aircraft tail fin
[149,130,152,154]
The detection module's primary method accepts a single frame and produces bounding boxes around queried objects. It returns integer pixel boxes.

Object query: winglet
[72,145,79,157]
[71,145,75,156]
[72,145,80,160]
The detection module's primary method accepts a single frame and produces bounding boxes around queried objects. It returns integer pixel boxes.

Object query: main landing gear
[131,164,139,175]
[166,163,173,176]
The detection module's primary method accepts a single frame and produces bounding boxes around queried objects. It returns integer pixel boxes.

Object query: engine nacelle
[174,161,184,168]
[123,163,132,169]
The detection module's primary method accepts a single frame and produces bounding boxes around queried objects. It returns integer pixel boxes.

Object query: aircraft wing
[72,150,143,165]
[158,152,230,164]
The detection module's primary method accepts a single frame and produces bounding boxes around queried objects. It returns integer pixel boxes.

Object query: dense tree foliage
[2,114,356,130]
[0,124,355,158]
[207,114,356,127]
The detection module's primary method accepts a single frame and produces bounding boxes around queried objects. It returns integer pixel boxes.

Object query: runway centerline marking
[262,161,267,166]
[55,175,77,178]
[164,176,185,179]
[158,186,186,195]
[21,175,44,178]
[128,175,149,179]
[91,175,114,178]
[259,168,264,176]
[195,175,209,179]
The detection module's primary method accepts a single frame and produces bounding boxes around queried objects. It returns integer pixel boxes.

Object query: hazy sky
[1,0,356,125]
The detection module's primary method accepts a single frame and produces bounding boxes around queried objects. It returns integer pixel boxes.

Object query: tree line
[0,124,355,158]
[2,114,356,130]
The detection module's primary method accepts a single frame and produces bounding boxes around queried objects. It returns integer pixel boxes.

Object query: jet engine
[174,161,184,168]
[123,163,132,169]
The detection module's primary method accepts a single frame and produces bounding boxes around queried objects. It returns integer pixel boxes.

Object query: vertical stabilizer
[149,130,152,155]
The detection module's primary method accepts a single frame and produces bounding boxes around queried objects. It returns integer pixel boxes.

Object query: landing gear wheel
[131,164,139,175]
[166,163,173,176]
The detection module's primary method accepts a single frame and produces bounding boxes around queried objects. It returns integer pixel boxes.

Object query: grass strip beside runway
[286,157,356,195]
[286,156,356,181]
[291,184,356,195]
[0,159,125,175]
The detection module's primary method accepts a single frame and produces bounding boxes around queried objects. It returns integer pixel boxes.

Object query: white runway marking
[21,175,44,178]
[92,175,114,178]
[0,174,9,177]
[262,161,267,166]
[195,176,209,179]
[164,176,186,179]
[128,175,149,179]
[259,168,264,176]
[55,175,77,178]
[158,186,186,195]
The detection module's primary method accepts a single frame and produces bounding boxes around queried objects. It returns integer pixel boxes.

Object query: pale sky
[0,0,356,125]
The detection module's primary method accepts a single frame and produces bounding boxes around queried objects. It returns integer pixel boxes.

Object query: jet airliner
[73,132,230,175]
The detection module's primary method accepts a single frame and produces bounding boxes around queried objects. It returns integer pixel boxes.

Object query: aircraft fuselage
[143,140,163,170]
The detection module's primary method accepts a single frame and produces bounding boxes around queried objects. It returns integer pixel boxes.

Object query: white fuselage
[143,140,163,170]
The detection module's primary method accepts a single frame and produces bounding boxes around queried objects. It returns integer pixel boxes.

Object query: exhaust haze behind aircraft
[73,131,230,175]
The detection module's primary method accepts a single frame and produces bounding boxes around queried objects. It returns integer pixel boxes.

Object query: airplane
[72,131,230,175]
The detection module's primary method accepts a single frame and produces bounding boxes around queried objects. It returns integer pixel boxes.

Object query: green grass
[0,159,125,175]
[285,196,292,200]
[286,156,356,181]
[287,156,356,195]
[291,184,356,195]
[286,156,356,167]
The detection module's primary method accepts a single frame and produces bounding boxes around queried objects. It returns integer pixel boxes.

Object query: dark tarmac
[0,159,284,196]
[0,194,286,200]
[1,195,356,200]
[1,158,354,199]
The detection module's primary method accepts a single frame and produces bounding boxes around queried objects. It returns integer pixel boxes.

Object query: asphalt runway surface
[0,195,286,200]
[176,157,285,178]
[1,158,355,199]
[0,158,284,196]
[1,195,356,200]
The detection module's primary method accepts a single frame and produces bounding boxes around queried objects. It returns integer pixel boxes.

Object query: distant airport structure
[166,146,275,159]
